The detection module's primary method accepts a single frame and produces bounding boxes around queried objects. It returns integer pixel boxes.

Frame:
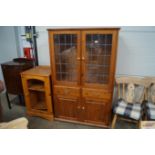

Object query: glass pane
[54,34,77,82]
[85,34,112,84]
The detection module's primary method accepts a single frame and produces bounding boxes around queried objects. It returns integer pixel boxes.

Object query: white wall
[0,26,18,80]
[1,26,154,80]
[36,26,75,65]
[36,27,51,65]
[14,26,24,57]
[35,26,155,76]
[117,26,155,76]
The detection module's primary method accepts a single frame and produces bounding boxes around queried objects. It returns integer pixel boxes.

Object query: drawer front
[82,88,112,100]
[54,86,80,98]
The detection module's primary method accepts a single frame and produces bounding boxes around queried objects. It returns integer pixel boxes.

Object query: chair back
[145,77,155,103]
[116,76,150,104]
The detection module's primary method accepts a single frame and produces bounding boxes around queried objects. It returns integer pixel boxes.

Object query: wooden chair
[145,77,155,120]
[111,76,149,129]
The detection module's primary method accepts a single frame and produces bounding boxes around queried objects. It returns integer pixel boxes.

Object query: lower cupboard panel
[54,97,79,121]
[54,96,110,126]
[84,99,109,125]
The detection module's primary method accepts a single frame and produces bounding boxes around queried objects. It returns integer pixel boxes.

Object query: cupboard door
[54,97,79,121]
[49,31,81,86]
[82,30,118,89]
[84,99,108,125]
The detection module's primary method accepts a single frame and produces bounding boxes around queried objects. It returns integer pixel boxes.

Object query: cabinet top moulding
[21,66,51,77]
[47,27,120,31]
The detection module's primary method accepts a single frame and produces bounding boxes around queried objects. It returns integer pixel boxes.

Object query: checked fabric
[113,99,144,120]
[146,102,155,120]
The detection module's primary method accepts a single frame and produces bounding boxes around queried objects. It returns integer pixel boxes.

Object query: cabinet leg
[6,92,11,109]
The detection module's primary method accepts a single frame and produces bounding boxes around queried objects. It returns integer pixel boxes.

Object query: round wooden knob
[82,106,85,110]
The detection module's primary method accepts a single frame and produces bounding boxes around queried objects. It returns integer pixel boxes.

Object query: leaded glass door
[82,30,117,88]
[49,31,81,86]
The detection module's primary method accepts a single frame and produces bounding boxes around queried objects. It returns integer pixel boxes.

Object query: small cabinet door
[49,31,81,86]
[81,30,118,89]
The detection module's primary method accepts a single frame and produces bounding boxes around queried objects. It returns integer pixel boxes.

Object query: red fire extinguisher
[23,47,33,59]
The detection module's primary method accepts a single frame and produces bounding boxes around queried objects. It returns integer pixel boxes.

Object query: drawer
[54,86,80,98]
[82,88,112,100]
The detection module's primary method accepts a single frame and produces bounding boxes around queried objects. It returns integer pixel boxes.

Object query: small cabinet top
[21,66,51,77]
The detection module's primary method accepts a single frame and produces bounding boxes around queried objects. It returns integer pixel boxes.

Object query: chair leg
[111,114,117,129]
[144,114,147,121]
[138,120,141,129]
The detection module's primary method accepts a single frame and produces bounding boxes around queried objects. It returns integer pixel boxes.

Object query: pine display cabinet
[21,66,53,120]
[48,28,120,127]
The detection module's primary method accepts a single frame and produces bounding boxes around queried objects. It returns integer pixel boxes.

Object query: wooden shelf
[28,84,45,92]
[31,101,47,110]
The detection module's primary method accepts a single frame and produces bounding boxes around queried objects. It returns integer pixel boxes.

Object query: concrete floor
[0,93,137,129]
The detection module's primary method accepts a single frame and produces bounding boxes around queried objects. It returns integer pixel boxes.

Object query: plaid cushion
[113,99,143,120]
[146,102,155,120]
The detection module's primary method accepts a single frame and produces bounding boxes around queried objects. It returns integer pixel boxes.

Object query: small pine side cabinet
[48,28,120,127]
[21,66,53,120]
